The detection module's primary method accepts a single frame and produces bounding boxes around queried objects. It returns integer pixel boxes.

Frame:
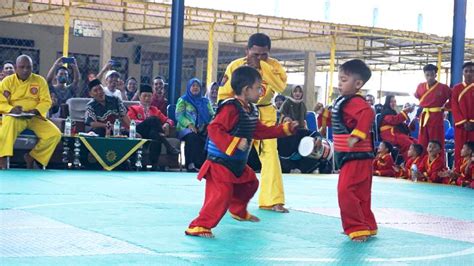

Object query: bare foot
[351,235,369,242]
[259,204,289,213]
[230,212,260,222]
[24,153,35,169]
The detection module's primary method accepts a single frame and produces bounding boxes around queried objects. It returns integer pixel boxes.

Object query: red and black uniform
[453,158,473,187]
[418,154,448,184]
[451,82,474,168]
[185,99,292,236]
[332,94,377,239]
[415,81,451,157]
[396,156,422,179]
[379,110,416,162]
[373,153,395,177]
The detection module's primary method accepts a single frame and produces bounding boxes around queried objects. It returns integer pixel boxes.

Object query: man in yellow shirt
[218,33,289,212]
[0,55,61,169]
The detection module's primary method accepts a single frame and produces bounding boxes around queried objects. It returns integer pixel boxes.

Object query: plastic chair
[305,111,318,132]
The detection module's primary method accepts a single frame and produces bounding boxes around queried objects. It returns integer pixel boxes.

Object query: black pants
[183,132,207,168]
[136,117,170,165]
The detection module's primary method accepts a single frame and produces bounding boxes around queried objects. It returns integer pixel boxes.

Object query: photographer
[46,57,81,117]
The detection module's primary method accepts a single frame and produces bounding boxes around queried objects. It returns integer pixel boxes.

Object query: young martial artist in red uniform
[393,143,424,180]
[441,142,474,187]
[373,141,395,177]
[332,59,377,242]
[450,62,474,169]
[185,66,297,238]
[416,140,448,183]
[414,64,451,157]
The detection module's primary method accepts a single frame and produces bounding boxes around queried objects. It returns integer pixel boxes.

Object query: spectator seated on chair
[176,78,215,172]
[84,79,130,137]
[279,85,306,129]
[0,55,62,169]
[127,84,179,171]
[373,141,395,177]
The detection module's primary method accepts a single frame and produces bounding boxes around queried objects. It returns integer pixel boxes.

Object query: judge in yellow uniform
[0,55,61,169]
[218,33,289,212]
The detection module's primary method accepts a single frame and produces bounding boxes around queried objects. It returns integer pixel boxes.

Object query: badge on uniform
[3,90,10,99]
[30,86,38,95]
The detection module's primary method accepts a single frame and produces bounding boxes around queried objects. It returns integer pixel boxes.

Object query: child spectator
[393,143,424,180]
[373,141,395,177]
[416,140,447,183]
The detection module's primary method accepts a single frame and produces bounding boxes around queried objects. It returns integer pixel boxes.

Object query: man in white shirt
[103,70,126,100]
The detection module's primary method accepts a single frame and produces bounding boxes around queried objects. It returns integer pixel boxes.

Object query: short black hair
[139,84,153,94]
[248,33,271,50]
[153,76,164,81]
[126,77,137,84]
[56,66,68,75]
[381,141,393,154]
[428,140,441,149]
[2,60,14,67]
[423,64,438,73]
[231,66,262,95]
[411,143,424,156]
[88,79,101,91]
[464,141,474,153]
[462,61,474,69]
[339,59,372,84]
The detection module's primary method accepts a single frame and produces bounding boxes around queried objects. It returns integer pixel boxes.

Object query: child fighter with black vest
[332,59,377,242]
[185,66,297,238]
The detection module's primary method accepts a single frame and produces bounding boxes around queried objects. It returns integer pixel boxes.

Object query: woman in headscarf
[279,85,306,128]
[176,78,215,172]
[379,95,416,162]
[206,81,219,111]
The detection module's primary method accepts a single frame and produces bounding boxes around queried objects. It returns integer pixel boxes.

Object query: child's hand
[392,165,400,172]
[347,136,359,148]
[237,138,249,151]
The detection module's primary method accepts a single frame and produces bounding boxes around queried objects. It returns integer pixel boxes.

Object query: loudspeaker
[133,45,141,64]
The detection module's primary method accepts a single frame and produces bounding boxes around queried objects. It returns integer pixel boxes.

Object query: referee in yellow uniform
[218,33,289,213]
[0,55,61,169]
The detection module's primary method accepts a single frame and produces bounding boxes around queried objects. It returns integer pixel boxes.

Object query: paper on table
[3,112,36,117]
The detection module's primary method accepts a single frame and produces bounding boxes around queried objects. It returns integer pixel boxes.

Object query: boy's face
[139,92,153,106]
[378,142,387,153]
[427,142,441,157]
[244,80,262,103]
[424,70,437,84]
[338,71,363,96]
[153,79,165,96]
[407,145,416,157]
[460,144,472,157]
[463,65,474,84]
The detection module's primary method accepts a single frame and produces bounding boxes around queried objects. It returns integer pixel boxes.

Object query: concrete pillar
[100,30,113,69]
[195,58,204,82]
[304,51,317,110]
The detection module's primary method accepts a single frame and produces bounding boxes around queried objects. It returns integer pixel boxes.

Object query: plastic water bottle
[129,120,136,138]
[64,116,72,136]
[411,164,418,182]
[113,119,121,136]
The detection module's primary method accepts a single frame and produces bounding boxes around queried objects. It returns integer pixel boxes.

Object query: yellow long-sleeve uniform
[0,73,61,166]
[218,57,288,208]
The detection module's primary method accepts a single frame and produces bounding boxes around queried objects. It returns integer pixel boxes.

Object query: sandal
[230,212,260,222]
[185,226,214,238]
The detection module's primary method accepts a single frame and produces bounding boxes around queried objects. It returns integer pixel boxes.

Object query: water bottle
[64,116,72,136]
[129,120,136,138]
[113,119,121,136]
[411,164,418,182]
